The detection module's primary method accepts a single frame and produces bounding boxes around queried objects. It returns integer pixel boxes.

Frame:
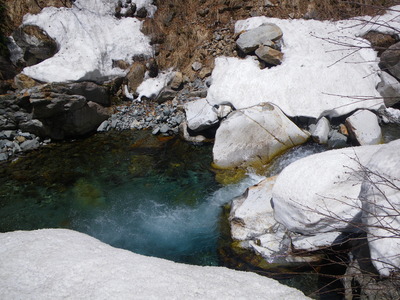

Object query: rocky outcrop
[212,103,310,169]
[345,110,382,145]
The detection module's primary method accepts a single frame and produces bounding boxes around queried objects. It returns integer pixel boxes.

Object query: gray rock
[255,45,283,66]
[152,127,160,135]
[61,82,111,107]
[19,119,50,137]
[236,23,283,54]
[156,88,177,104]
[376,71,400,107]
[126,62,146,93]
[328,131,348,149]
[311,117,330,144]
[97,120,110,132]
[170,72,183,90]
[380,42,400,81]
[12,25,58,67]
[31,93,87,119]
[136,7,148,18]
[0,152,8,161]
[20,139,40,151]
[192,62,203,71]
[160,124,170,133]
[184,98,218,132]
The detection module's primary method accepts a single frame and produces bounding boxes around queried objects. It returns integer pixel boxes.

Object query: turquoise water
[0,130,261,265]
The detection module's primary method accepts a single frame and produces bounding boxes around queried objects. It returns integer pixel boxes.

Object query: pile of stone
[236,22,284,67]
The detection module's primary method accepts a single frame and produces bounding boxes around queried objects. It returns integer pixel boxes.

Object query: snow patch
[207,8,400,119]
[136,70,174,100]
[21,0,153,83]
[0,229,310,299]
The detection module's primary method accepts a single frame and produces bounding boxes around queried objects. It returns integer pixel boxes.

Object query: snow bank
[21,0,153,83]
[207,7,400,119]
[0,229,310,299]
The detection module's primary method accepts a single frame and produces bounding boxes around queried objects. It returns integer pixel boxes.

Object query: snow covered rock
[360,139,400,277]
[207,16,387,119]
[236,23,283,54]
[311,117,330,144]
[0,229,310,299]
[380,42,400,81]
[21,0,153,83]
[230,176,277,241]
[272,145,381,235]
[184,98,218,132]
[213,103,310,169]
[376,71,400,107]
[345,110,382,145]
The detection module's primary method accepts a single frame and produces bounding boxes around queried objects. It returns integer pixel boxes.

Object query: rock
[363,31,397,56]
[19,119,49,137]
[19,138,40,151]
[213,103,310,169]
[126,62,146,93]
[14,74,39,90]
[216,104,232,119]
[291,232,342,252]
[230,177,277,241]
[61,101,110,137]
[311,117,330,144]
[255,45,283,66]
[192,61,203,71]
[184,98,218,132]
[60,82,111,107]
[0,56,17,81]
[0,152,8,161]
[170,71,183,90]
[236,23,283,54]
[327,131,348,149]
[30,94,87,119]
[136,6,148,18]
[379,42,400,80]
[155,87,177,104]
[199,68,212,79]
[12,25,58,67]
[345,110,382,145]
[272,145,381,235]
[159,124,170,134]
[360,139,400,276]
[97,120,110,132]
[146,58,159,78]
[376,71,400,107]
[180,122,207,143]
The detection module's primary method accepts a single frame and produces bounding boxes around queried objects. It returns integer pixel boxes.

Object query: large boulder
[311,117,330,144]
[0,229,310,299]
[345,110,382,145]
[380,42,400,81]
[125,61,146,94]
[272,145,382,235]
[236,23,283,54]
[213,103,309,169]
[376,71,400,107]
[360,139,400,276]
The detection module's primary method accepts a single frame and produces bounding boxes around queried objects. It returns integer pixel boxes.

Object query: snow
[21,0,153,83]
[207,7,400,119]
[0,229,310,299]
[272,145,382,234]
[136,70,174,100]
[360,139,400,276]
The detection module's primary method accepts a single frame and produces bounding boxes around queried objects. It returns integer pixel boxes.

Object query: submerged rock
[213,103,309,169]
